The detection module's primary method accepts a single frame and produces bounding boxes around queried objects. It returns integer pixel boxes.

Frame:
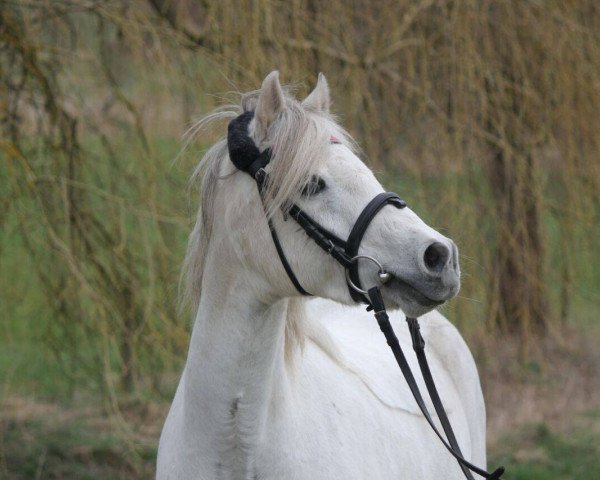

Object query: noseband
[227,111,504,480]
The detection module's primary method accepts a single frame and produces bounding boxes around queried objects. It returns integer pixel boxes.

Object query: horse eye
[300,176,327,197]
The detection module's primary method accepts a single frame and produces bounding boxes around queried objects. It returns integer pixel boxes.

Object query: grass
[1,396,598,479]
[0,397,157,479]
[490,416,600,480]
[3,420,139,479]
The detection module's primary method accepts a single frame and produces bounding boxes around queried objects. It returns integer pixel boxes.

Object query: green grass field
[490,417,600,480]
[2,400,598,479]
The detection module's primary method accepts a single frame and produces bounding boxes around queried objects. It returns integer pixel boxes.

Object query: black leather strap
[287,205,352,269]
[254,169,311,296]
[368,287,505,480]
[247,149,272,179]
[407,318,475,479]
[346,193,406,303]
[267,217,311,296]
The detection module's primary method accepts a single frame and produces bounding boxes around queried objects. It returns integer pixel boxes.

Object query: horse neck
[181,237,289,467]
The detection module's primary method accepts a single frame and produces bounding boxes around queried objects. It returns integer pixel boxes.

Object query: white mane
[181,89,356,314]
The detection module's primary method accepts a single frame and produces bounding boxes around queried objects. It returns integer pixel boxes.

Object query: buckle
[254,167,266,182]
[326,239,335,254]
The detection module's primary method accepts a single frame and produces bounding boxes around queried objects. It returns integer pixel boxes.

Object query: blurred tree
[2,0,600,400]
[1,2,188,396]
[483,2,548,339]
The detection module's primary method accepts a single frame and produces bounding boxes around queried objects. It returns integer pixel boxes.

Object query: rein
[227,111,504,480]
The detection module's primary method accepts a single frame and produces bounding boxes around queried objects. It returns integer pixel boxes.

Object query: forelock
[260,95,356,216]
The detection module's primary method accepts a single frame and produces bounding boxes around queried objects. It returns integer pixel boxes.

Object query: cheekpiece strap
[346,192,407,304]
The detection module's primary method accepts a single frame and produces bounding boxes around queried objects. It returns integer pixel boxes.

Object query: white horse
[157,72,487,479]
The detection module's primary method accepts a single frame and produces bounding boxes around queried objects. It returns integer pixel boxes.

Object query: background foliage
[1,1,599,478]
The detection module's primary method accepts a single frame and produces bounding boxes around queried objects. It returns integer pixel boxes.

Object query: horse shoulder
[304,300,453,415]
[301,299,487,466]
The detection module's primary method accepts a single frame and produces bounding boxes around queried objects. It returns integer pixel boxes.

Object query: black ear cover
[227,111,260,172]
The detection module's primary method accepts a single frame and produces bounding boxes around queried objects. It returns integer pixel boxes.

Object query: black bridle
[227,111,504,480]
[227,111,406,303]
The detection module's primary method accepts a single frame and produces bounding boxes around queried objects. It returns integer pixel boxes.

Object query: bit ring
[345,255,391,295]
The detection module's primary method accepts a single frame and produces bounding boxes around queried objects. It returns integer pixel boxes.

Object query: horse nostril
[423,242,450,272]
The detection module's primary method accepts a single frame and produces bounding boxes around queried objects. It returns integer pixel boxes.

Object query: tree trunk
[489,146,547,339]
[482,2,548,346]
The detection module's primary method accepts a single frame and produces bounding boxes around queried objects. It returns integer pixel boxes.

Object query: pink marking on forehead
[330,135,341,144]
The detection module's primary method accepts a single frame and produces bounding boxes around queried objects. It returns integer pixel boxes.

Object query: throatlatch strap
[267,217,311,296]
[368,287,505,480]
[346,193,406,303]
[254,169,311,296]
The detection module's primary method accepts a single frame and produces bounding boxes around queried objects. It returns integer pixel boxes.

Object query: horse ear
[255,71,285,138]
[302,72,330,113]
